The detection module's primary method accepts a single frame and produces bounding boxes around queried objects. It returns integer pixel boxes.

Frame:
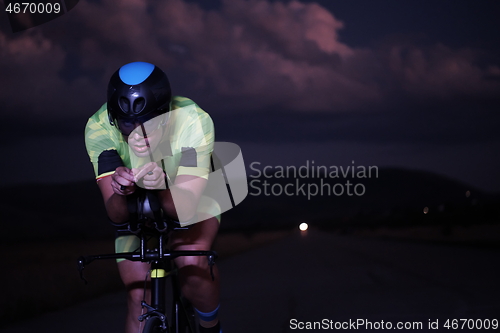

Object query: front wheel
[142,316,166,333]
[177,296,197,333]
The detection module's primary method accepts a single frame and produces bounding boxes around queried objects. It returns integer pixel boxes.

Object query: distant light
[299,223,308,231]
[423,207,429,214]
[466,190,471,198]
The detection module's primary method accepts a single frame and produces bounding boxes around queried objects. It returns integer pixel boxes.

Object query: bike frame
[77,226,217,333]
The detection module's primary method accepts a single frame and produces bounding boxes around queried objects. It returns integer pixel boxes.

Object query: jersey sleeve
[175,104,215,180]
[84,105,124,180]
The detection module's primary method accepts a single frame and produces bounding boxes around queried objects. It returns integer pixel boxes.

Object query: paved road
[2,230,499,332]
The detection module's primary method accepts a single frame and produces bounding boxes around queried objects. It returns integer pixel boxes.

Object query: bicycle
[77,190,218,333]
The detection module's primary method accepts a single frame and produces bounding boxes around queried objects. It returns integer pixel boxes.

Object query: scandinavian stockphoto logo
[249,160,379,200]
[126,106,248,226]
[4,0,79,33]
[167,141,248,226]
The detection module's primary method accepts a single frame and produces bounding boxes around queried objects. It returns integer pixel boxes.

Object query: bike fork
[139,261,169,332]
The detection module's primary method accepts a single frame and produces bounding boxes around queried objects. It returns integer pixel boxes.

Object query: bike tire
[142,316,166,333]
[176,296,197,333]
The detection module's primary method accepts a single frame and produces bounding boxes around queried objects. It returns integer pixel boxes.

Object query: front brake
[207,253,217,281]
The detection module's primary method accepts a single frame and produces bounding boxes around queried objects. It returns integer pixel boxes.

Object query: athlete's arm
[133,161,208,223]
[97,167,136,224]
[158,174,207,223]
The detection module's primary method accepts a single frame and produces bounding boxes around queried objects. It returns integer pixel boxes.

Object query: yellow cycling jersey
[84,96,215,183]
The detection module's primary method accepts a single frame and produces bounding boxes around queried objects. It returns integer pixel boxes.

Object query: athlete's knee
[127,285,146,305]
[176,254,208,271]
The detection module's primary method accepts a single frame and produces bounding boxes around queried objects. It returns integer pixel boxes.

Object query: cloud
[0,0,499,124]
[382,42,499,99]
[154,0,376,111]
[0,31,65,113]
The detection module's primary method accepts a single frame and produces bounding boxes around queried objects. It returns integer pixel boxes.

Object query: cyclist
[85,61,222,333]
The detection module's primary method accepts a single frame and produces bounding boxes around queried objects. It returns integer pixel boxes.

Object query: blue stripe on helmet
[119,62,155,85]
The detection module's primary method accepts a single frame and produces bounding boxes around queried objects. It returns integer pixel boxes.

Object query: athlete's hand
[132,162,167,190]
[111,166,136,195]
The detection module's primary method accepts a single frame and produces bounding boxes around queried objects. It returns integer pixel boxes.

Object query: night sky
[1,0,499,191]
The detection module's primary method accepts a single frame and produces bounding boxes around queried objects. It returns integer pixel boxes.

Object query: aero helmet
[107,61,172,135]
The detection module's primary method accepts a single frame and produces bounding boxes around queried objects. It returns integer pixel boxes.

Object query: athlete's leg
[169,216,220,328]
[117,257,151,333]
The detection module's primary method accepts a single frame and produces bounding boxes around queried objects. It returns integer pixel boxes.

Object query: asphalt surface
[2,230,499,332]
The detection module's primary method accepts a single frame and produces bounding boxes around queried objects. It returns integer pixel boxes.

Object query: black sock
[199,321,221,333]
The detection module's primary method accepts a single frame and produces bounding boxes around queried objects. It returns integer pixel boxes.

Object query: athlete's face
[124,117,164,157]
